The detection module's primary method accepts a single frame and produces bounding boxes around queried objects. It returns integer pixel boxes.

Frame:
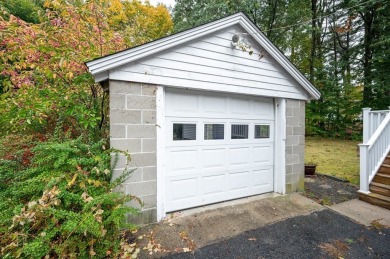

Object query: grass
[305,137,360,185]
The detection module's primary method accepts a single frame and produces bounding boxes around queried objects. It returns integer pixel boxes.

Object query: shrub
[0,136,139,258]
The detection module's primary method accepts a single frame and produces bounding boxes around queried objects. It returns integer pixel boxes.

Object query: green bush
[0,136,139,258]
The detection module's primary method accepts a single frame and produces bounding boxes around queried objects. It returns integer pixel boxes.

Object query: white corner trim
[274,98,286,194]
[156,85,166,221]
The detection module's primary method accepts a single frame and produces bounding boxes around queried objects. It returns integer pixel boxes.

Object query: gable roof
[86,12,320,100]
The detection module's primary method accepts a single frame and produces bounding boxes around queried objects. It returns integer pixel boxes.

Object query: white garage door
[165,89,274,212]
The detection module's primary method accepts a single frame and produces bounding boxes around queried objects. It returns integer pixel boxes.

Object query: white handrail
[359,110,390,194]
[362,108,390,143]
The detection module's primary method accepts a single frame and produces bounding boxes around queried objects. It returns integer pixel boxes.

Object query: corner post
[358,144,370,193]
[362,108,371,144]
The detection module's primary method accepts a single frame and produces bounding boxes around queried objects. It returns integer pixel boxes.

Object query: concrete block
[297,178,305,191]
[111,153,128,169]
[292,107,302,117]
[126,95,156,110]
[286,107,293,116]
[300,100,306,108]
[128,152,157,167]
[125,199,142,210]
[142,138,156,152]
[142,110,156,125]
[110,124,126,138]
[299,135,305,145]
[111,139,141,153]
[286,173,299,184]
[286,116,299,127]
[110,109,141,124]
[285,183,293,193]
[127,208,157,225]
[113,167,142,183]
[286,125,293,135]
[110,94,126,109]
[293,163,304,174]
[293,125,305,136]
[142,84,157,96]
[127,125,156,138]
[286,154,299,165]
[143,166,157,181]
[110,80,141,95]
[286,99,300,108]
[298,116,306,126]
[140,194,157,209]
[286,164,293,174]
[292,145,304,157]
[286,135,299,146]
[126,180,157,196]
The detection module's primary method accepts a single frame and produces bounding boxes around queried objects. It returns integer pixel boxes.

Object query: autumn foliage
[0,0,173,135]
[0,0,172,257]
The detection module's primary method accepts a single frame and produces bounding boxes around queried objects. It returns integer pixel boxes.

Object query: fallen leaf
[169,223,174,227]
[183,248,191,252]
[248,237,257,241]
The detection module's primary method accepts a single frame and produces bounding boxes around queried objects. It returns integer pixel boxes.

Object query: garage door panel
[168,149,198,172]
[252,146,273,165]
[199,148,226,169]
[228,147,250,165]
[252,168,273,188]
[170,91,198,114]
[167,176,198,202]
[228,170,251,191]
[251,99,274,118]
[201,95,226,114]
[201,173,226,195]
[229,97,250,115]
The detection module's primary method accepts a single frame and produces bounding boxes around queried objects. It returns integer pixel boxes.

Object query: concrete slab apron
[139,193,323,255]
[329,199,390,227]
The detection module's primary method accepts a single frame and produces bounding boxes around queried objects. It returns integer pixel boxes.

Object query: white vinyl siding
[110,25,308,100]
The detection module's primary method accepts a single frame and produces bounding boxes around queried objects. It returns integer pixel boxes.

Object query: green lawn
[305,137,360,185]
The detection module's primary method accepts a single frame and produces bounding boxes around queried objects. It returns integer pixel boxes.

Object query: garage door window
[231,124,248,139]
[173,123,196,140]
[204,124,224,140]
[255,125,270,138]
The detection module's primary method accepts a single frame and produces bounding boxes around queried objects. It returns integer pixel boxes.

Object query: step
[370,182,390,197]
[384,155,390,164]
[378,164,390,174]
[359,192,390,210]
[373,173,390,185]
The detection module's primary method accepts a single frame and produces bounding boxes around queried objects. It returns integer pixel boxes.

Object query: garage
[86,12,321,223]
[165,89,274,211]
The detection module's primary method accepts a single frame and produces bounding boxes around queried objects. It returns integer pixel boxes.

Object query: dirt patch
[303,174,359,205]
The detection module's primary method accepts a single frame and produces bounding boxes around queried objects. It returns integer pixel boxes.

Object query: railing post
[359,144,370,193]
[362,108,371,144]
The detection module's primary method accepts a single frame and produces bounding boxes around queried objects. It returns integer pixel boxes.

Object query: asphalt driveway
[133,193,389,258]
[163,209,390,259]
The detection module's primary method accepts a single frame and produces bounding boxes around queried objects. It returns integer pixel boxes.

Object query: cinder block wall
[109,80,157,224]
[285,99,305,193]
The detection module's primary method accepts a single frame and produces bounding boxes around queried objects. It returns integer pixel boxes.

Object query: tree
[0,0,173,136]
[0,0,45,23]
